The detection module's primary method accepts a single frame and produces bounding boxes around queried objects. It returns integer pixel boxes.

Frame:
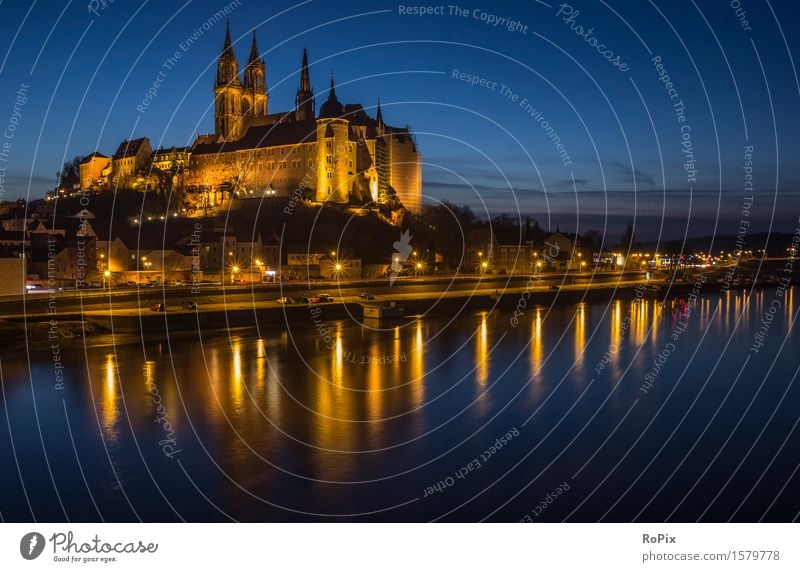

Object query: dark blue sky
[1,0,798,238]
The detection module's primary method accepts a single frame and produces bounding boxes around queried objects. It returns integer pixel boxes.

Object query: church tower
[315,74,352,203]
[214,20,244,141]
[295,48,315,120]
[242,30,268,121]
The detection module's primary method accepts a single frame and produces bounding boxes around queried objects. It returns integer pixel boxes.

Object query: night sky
[0,0,799,239]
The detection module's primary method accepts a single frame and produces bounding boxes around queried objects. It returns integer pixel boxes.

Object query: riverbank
[2,275,789,346]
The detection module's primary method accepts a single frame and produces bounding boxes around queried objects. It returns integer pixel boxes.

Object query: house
[0,248,24,295]
[79,152,111,188]
[111,137,153,181]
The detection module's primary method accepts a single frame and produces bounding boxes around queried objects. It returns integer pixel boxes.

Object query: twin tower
[213,21,315,141]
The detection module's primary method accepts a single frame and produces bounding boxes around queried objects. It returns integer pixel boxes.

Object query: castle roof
[80,152,107,163]
[318,75,345,119]
[113,137,149,159]
[192,120,319,154]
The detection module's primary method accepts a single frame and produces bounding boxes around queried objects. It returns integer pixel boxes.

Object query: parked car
[276,297,295,305]
[180,300,197,310]
[150,303,167,312]
[308,296,321,304]
[317,293,334,302]
[297,297,310,304]
[358,293,375,300]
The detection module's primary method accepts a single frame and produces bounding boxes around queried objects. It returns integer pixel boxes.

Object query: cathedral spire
[295,47,315,117]
[376,98,384,126]
[222,18,233,55]
[217,18,240,86]
[299,48,311,92]
[318,71,344,119]
[328,73,336,99]
[248,30,259,65]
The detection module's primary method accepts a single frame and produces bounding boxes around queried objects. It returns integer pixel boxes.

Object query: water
[1,288,798,522]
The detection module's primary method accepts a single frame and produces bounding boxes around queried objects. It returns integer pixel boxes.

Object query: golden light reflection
[366,343,383,423]
[230,340,244,411]
[476,312,489,386]
[411,320,425,408]
[611,300,622,348]
[573,304,586,368]
[529,308,543,395]
[101,354,119,439]
[332,324,344,389]
[631,299,647,347]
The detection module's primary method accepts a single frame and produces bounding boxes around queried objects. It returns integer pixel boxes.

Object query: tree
[619,222,641,251]
[57,156,82,189]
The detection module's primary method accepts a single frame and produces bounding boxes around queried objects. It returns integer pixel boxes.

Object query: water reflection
[475,312,489,387]
[100,354,119,443]
[3,287,798,521]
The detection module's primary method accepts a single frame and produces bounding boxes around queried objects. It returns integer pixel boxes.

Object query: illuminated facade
[185,22,422,212]
[79,21,422,214]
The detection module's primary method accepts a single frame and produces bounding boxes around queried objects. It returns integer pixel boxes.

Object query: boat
[361,301,405,319]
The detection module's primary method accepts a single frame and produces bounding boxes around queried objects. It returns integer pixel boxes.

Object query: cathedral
[78,22,422,214]
[190,23,421,212]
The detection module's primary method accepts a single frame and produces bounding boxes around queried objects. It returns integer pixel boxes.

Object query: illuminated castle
[185,21,421,212]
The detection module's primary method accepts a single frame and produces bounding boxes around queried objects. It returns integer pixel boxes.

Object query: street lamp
[231,265,240,284]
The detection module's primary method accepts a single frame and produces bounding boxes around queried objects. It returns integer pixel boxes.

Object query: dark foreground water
[1,288,798,522]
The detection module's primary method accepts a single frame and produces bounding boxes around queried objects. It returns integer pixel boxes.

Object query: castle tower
[295,48,315,120]
[315,74,352,203]
[242,30,268,120]
[214,20,244,141]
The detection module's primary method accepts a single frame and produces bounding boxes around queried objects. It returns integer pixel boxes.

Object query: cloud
[606,161,655,187]
[549,178,589,190]
[424,180,541,195]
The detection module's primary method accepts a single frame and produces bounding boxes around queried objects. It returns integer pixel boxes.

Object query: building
[111,137,153,182]
[79,22,422,215]
[0,250,24,295]
[79,152,111,188]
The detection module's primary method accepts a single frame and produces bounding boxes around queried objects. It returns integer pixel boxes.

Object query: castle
[77,21,422,213]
